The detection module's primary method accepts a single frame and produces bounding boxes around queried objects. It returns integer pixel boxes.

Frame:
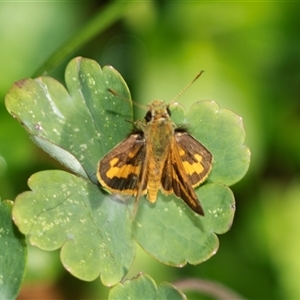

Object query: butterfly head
[145,100,171,123]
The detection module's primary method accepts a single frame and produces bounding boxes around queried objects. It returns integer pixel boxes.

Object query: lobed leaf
[5,57,250,284]
[108,273,186,300]
[186,100,250,186]
[5,57,132,184]
[13,170,135,285]
[134,183,234,265]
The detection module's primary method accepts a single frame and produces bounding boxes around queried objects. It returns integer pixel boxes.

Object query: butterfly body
[137,100,174,203]
[97,100,213,215]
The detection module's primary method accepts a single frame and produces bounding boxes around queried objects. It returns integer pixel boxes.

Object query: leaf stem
[172,278,246,300]
[33,1,129,77]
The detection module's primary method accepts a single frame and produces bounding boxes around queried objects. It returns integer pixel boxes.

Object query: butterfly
[97,99,213,215]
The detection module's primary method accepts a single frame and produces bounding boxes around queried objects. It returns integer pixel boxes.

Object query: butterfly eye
[145,110,152,122]
[167,107,171,116]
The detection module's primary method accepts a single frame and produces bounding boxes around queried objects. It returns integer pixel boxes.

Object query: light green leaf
[0,200,27,300]
[108,273,186,300]
[6,57,132,184]
[135,184,234,265]
[5,57,250,284]
[186,100,250,186]
[168,100,250,186]
[132,99,248,265]
[13,170,135,286]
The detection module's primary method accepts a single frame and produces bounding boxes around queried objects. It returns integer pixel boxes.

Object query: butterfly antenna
[107,88,146,110]
[171,70,204,103]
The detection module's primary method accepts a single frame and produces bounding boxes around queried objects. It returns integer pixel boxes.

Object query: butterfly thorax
[141,101,174,202]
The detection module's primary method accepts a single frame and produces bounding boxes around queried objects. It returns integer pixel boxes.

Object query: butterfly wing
[97,133,147,196]
[174,131,213,187]
[161,131,212,215]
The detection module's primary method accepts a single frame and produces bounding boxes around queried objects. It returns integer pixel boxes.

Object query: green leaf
[13,170,135,286]
[6,57,132,184]
[5,57,250,284]
[108,273,186,300]
[186,100,250,186]
[169,100,250,186]
[0,200,27,300]
[135,184,234,265]
[169,102,186,125]
[133,100,248,265]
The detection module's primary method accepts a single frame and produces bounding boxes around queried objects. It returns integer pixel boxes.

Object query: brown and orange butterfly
[97,74,213,215]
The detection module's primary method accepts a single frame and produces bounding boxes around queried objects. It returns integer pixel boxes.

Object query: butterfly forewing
[175,131,213,187]
[161,136,205,215]
[98,133,147,195]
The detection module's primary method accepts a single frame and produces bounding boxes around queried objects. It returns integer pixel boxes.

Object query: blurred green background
[1,1,300,299]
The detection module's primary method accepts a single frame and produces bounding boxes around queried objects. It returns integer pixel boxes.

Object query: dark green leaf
[0,200,27,300]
